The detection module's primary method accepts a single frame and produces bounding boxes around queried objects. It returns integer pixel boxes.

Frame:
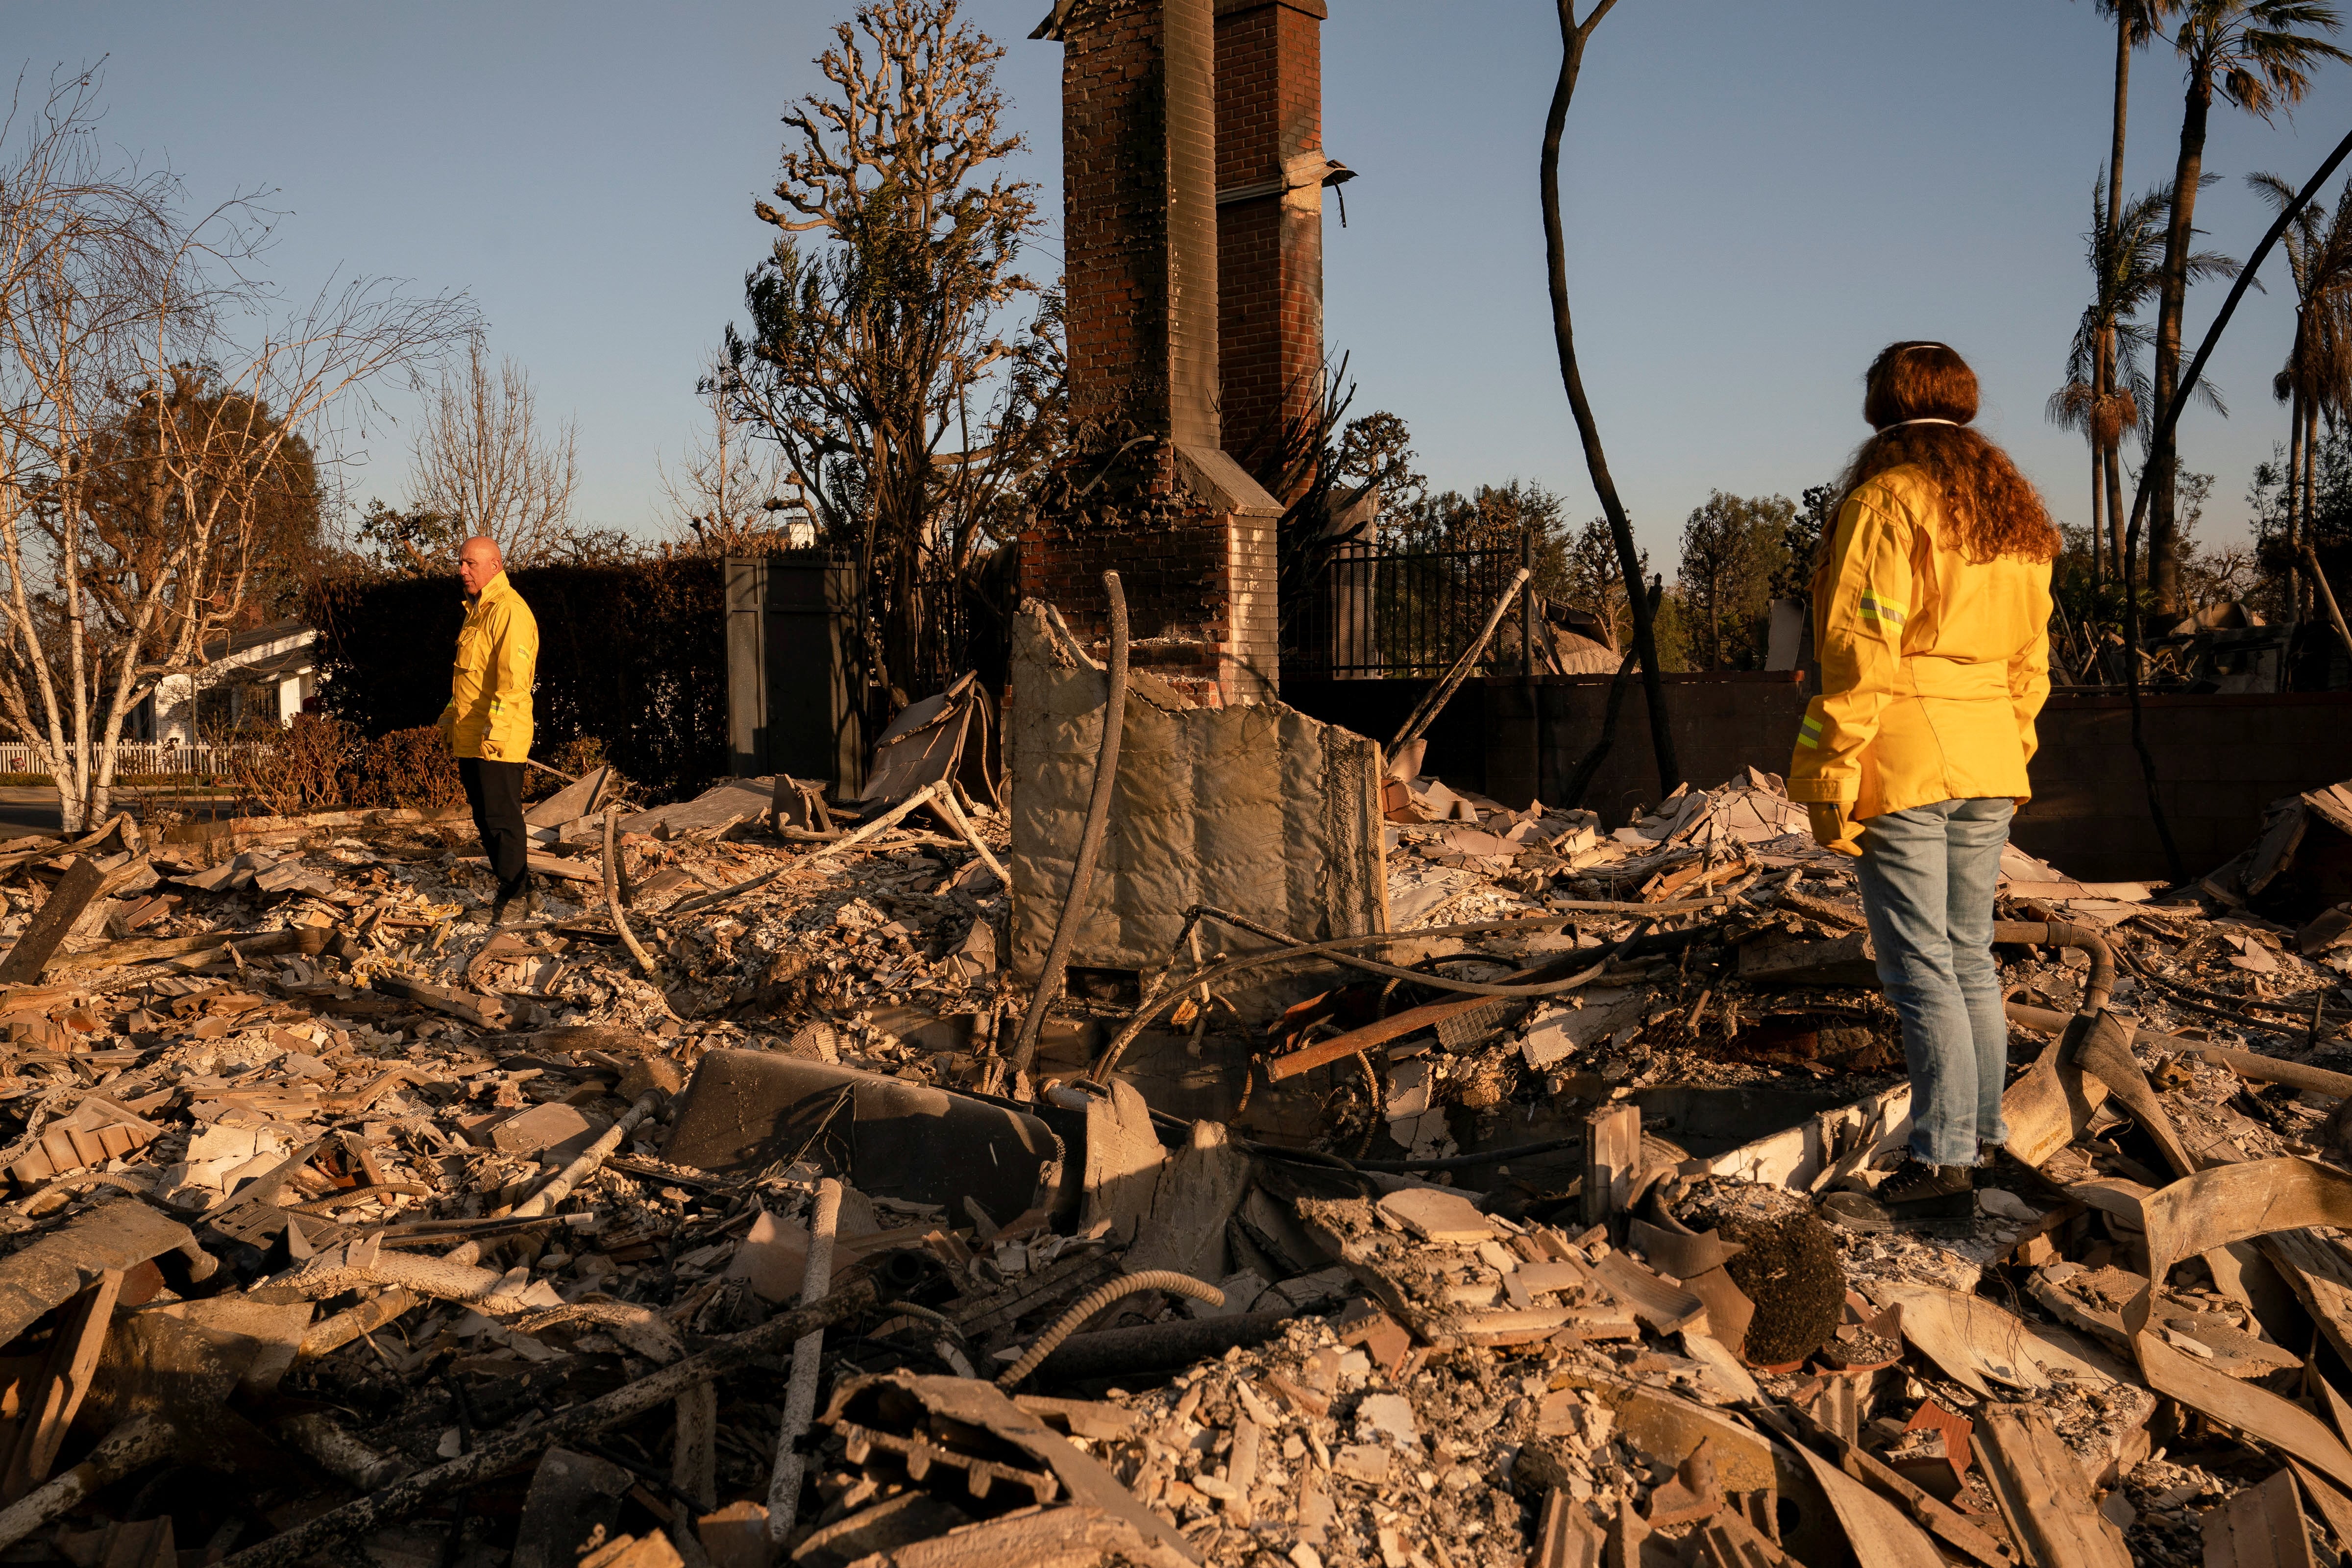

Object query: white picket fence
[0,741,258,776]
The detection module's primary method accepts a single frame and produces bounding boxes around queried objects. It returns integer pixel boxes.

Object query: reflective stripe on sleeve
[1858,591,1907,633]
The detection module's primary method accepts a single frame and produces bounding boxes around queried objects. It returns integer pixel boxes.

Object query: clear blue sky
[15,2,2352,565]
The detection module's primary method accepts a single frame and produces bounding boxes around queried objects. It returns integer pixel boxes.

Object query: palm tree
[2072,2,2176,584]
[2248,172,2352,613]
[2149,0,2348,612]
[2050,178,2234,583]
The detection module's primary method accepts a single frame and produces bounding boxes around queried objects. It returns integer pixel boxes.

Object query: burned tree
[726,0,1061,708]
[1541,0,1678,792]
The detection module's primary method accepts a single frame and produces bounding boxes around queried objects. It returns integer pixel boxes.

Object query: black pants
[459,758,530,897]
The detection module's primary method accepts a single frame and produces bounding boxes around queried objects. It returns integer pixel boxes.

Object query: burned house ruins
[12,6,2352,1568]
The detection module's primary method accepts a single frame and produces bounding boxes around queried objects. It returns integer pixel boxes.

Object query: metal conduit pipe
[1032,1311,1297,1382]
[995,1270,1225,1389]
[1992,919,2114,1015]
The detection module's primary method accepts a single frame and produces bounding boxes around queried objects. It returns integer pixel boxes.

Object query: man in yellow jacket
[441,537,541,926]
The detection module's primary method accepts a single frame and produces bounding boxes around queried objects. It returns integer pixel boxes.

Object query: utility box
[725,553,865,795]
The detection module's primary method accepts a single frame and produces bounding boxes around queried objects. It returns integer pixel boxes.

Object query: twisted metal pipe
[1008,571,1128,1083]
[1992,919,2113,1015]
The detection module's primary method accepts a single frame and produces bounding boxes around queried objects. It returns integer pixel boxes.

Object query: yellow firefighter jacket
[440,570,539,763]
[1786,465,2052,821]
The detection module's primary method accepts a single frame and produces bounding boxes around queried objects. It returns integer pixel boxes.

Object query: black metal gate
[1284,536,1531,679]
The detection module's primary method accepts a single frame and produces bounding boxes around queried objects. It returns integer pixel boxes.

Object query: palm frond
[2188,0,2351,120]
[2048,379,2097,432]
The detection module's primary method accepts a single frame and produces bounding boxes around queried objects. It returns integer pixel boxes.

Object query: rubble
[3,703,2352,1567]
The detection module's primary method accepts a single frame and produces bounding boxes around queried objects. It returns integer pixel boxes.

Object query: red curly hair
[1833,342,2061,565]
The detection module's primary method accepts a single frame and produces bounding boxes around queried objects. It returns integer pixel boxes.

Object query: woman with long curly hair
[1792,342,2061,1231]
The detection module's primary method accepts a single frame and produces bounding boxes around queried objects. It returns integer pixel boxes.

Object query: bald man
[439,537,542,925]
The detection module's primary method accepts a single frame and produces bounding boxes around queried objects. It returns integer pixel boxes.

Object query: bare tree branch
[408,335,577,569]
[0,67,474,828]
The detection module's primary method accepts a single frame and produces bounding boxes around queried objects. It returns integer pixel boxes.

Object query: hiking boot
[1820,1159,1975,1234]
[490,885,540,928]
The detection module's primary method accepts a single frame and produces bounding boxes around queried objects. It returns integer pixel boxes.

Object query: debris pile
[2,722,2352,1567]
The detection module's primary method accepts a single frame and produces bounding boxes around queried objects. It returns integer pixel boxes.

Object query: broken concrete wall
[1008,600,1386,985]
[1290,674,2352,882]
[1504,682,2352,882]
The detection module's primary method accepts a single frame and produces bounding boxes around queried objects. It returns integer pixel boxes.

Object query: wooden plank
[2288,1462,2352,1561]
[524,765,614,829]
[2204,1468,2320,1568]
[0,858,107,984]
[48,926,318,973]
[1266,946,1613,1084]
[370,975,511,1029]
[1265,988,1496,1081]
[1974,1404,2132,1568]
[2247,803,2311,897]
[91,1515,173,1568]
[1832,1441,2009,1567]
[1,1268,122,1499]
[463,852,600,884]
[0,1200,190,1347]
[1779,1436,1945,1568]
[1735,929,1878,987]
[1764,1396,2009,1568]
[1582,1104,1642,1231]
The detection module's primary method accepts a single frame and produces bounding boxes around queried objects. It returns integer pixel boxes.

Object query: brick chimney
[1028,0,1285,705]
[1214,0,1336,504]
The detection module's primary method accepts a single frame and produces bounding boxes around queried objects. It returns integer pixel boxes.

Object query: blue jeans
[1855,797,2014,1167]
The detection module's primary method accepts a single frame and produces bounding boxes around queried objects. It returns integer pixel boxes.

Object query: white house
[129,618,319,744]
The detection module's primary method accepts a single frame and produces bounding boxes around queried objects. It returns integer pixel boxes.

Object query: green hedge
[306,560,728,803]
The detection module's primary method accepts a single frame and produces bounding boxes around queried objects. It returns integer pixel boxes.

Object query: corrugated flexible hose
[994,1270,1225,1389]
